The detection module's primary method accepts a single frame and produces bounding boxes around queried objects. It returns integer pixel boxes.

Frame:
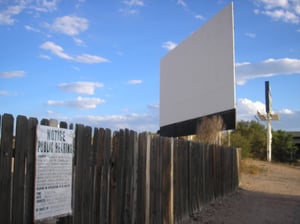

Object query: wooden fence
[0,113,240,224]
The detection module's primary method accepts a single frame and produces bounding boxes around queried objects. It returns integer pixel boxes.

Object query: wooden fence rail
[0,113,240,224]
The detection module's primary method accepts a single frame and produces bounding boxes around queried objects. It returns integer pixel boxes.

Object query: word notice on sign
[34,125,75,221]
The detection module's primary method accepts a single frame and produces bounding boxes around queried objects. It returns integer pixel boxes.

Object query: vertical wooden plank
[236,148,242,187]
[0,113,14,224]
[100,128,111,224]
[150,135,163,224]
[110,130,127,224]
[24,117,38,224]
[208,144,214,201]
[91,127,111,224]
[180,139,189,220]
[74,125,93,224]
[173,139,179,223]
[109,131,118,224]
[212,145,217,199]
[130,130,138,224]
[232,148,237,191]
[145,134,151,224]
[189,141,199,213]
[203,144,208,205]
[199,143,205,207]
[40,119,49,126]
[175,138,190,222]
[91,127,100,224]
[123,129,133,224]
[161,137,173,224]
[219,146,223,197]
[224,148,230,194]
[196,143,203,210]
[60,121,68,129]
[82,126,93,224]
[116,129,126,224]
[136,133,147,224]
[12,115,28,224]
[173,138,188,223]
[188,140,194,215]
[73,124,84,224]
[183,140,189,218]
[170,138,174,224]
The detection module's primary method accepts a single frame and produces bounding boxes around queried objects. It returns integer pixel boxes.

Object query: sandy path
[185,160,300,224]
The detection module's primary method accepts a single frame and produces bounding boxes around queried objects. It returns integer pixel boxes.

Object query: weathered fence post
[12,115,28,224]
[0,114,14,224]
[162,137,173,224]
[24,117,38,224]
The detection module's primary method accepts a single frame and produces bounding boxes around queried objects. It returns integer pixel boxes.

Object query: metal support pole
[266,113,272,162]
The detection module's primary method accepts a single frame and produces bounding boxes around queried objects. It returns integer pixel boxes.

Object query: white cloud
[40,0,59,11]
[40,41,73,60]
[0,90,9,96]
[120,0,144,15]
[195,14,206,20]
[0,90,17,96]
[279,108,294,114]
[0,5,24,25]
[24,25,40,32]
[254,0,300,24]
[177,0,187,7]
[147,103,159,115]
[236,98,300,131]
[31,0,60,12]
[40,41,110,63]
[39,54,51,60]
[74,102,159,132]
[75,54,110,63]
[72,37,85,46]
[235,58,300,85]
[76,112,158,132]
[0,1,61,25]
[128,79,143,85]
[58,81,104,95]
[52,16,88,36]
[237,98,266,121]
[245,32,256,38]
[272,110,300,131]
[162,41,177,51]
[256,0,289,9]
[48,96,105,109]
[263,9,299,23]
[122,0,144,7]
[119,8,138,15]
[0,70,26,78]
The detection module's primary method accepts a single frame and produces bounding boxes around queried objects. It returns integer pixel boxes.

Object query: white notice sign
[34,125,74,221]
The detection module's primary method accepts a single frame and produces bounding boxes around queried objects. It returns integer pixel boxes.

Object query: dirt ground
[185,159,300,224]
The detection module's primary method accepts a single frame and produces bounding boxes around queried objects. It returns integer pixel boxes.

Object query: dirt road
[185,159,300,224]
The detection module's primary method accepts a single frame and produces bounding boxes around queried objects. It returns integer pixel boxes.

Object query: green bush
[272,130,298,162]
[230,121,298,162]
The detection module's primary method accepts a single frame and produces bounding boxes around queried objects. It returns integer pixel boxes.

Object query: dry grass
[241,159,268,175]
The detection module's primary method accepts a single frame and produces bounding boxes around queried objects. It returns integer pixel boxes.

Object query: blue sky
[0,0,299,132]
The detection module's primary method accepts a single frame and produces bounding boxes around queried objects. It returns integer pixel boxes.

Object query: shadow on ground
[185,188,300,224]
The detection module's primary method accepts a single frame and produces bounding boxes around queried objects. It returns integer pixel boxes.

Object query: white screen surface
[160,3,235,127]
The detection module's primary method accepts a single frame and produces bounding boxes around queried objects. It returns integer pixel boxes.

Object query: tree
[195,115,224,144]
[248,121,266,159]
[230,121,266,159]
[230,132,251,158]
[272,130,298,162]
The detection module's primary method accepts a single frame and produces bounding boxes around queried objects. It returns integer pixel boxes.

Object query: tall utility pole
[257,81,279,162]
